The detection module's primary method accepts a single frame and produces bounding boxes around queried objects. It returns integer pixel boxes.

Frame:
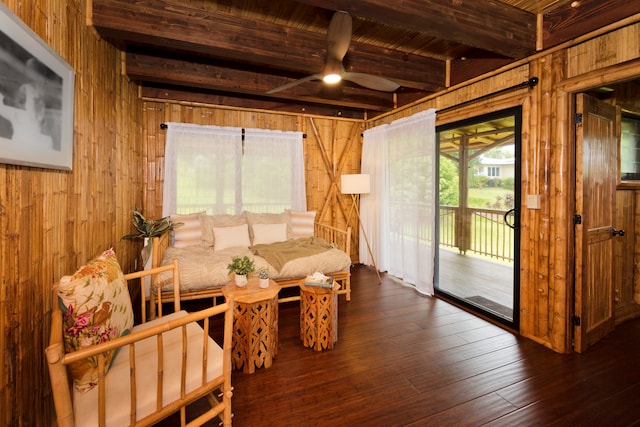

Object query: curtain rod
[159,123,306,138]
[437,77,539,114]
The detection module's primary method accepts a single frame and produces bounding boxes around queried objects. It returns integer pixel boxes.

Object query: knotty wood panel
[141,102,364,260]
[0,1,143,425]
[566,23,640,79]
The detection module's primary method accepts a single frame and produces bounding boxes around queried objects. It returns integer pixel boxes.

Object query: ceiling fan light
[323,58,342,84]
[323,73,342,84]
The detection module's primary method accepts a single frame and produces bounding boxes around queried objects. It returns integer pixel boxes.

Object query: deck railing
[440,205,514,262]
[178,202,514,263]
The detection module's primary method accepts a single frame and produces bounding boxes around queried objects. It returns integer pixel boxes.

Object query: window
[620,113,640,182]
[487,166,500,177]
[162,123,306,216]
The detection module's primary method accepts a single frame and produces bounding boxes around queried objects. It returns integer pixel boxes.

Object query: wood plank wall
[0,1,143,425]
[142,102,365,261]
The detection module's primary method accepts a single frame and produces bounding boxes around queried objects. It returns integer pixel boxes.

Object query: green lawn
[468,187,514,209]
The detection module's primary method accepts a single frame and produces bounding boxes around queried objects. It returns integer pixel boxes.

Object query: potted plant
[227,256,255,287]
[257,267,270,288]
[122,210,180,265]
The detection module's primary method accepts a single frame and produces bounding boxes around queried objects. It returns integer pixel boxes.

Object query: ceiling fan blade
[326,11,352,62]
[342,72,400,92]
[266,74,322,94]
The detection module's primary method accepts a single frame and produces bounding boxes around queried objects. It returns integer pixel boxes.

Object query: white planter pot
[235,274,248,287]
[142,237,153,298]
[259,278,269,288]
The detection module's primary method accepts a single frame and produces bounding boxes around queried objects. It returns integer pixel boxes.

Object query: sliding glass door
[435,107,521,329]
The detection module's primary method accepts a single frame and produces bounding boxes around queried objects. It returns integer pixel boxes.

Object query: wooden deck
[438,248,514,319]
[159,264,640,426]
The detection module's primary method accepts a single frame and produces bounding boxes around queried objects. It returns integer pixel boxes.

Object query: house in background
[0,0,639,425]
[476,157,516,180]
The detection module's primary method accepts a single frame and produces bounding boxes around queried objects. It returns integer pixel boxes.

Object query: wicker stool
[299,281,339,351]
[222,278,279,373]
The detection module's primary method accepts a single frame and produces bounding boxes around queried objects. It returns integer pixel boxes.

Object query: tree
[439,156,459,206]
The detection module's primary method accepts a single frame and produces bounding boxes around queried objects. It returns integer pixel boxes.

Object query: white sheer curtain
[163,123,243,216]
[163,123,306,216]
[361,109,437,296]
[360,123,388,268]
[243,128,306,212]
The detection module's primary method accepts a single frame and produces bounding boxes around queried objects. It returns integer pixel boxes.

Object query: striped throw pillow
[171,212,205,248]
[288,210,316,239]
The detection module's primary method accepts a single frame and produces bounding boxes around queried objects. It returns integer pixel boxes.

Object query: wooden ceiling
[89,0,638,119]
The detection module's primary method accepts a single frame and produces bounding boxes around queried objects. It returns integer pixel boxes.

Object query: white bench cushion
[73,310,223,427]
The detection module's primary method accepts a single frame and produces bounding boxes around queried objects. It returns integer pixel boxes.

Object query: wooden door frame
[553,59,640,352]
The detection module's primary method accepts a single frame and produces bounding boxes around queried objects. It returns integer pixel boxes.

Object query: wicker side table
[222,278,280,373]
[299,281,339,351]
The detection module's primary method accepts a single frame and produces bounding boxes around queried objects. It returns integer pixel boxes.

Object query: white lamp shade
[341,174,370,194]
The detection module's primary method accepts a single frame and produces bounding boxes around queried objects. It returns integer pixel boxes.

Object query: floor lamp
[341,174,381,283]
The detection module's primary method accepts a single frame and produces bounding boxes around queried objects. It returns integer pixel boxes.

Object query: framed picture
[0,3,75,170]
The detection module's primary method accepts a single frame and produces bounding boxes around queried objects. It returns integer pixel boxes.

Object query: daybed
[150,210,352,309]
[46,251,233,427]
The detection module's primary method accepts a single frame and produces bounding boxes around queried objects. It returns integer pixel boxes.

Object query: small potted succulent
[257,267,270,288]
[227,256,255,287]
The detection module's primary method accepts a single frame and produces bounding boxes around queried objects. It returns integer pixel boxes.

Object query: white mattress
[157,243,351,293]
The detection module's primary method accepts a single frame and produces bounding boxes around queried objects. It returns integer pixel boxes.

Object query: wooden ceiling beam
[294,0,537,59]
[91,0,445,91]
[126,52,396,111]
[542,0,640,49]
[140,86,371,119]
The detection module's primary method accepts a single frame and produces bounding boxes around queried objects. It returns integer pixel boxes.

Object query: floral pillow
[57,248,134,392]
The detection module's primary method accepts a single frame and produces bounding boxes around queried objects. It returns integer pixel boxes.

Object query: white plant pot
[259,278,270,288]
[142,237,153,298]
[235,274,248,287]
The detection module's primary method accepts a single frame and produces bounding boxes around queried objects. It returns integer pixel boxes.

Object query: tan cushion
[213,223,251,251]
[245,211,292,243]
[171,212,205,248]
[57,248,134,392]
[200,213,247,247]
[157,246,258,291]
[287,210,316,239]
[251,222,288,245]
[157,245,351,291]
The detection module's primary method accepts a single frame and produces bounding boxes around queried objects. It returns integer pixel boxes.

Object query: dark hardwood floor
[161,265,640,427]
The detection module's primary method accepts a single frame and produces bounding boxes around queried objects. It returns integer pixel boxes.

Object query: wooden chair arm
[45,307,74,427]
[61,303,230,364]
[124,259,181,322]
[151,232,170,269]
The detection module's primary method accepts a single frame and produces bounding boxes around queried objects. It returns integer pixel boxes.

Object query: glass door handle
[504,208,516,229]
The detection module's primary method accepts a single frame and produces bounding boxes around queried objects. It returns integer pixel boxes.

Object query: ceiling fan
[266,11,400,94]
